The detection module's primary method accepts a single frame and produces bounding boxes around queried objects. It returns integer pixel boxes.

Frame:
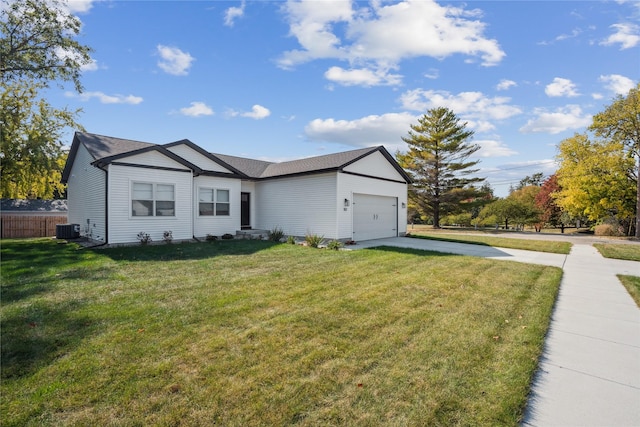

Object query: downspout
[104,168,109,244]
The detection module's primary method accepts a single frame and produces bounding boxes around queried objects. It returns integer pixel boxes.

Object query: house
[61,132,411,245]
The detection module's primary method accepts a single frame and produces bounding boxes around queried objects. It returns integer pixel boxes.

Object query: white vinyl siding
[117,150,190,170]
[166,144,233,173]
[337,172,407,240]
[108,164,192,244]
[255,173,337,238]
[342,151,406,182]
[66,143,107,242]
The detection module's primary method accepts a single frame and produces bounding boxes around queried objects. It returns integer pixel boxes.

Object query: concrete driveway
[348,235,640,426]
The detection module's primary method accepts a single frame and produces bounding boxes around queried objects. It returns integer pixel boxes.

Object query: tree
[589,83,640,237]
[397,107,485,228]
[516,172,544,190]
[1,0,93,91]
[555,133,636,235]
[535,174,563,228]
[1,0,91,199]
[1,80,80,198]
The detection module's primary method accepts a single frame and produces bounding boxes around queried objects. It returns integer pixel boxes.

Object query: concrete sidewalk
[349,237,640,426]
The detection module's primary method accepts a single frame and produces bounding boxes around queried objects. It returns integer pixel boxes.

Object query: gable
[112,150,191,170]
[166,143,235,174]
[342,150,407,182]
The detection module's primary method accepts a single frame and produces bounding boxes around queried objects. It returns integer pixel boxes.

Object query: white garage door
[353,194,398,241]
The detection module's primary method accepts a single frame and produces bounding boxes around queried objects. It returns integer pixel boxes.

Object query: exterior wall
[166,144,232,172]
[343,151,405,181]
[255,173,337,238]
[119,150,191,169]
[241,181,257,228]
[107,164,193,244]
[193,175,242,238]
[66,144,107,242]
[336,172,408,240]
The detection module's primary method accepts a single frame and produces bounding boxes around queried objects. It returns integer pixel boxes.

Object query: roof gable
[62,132,410,184]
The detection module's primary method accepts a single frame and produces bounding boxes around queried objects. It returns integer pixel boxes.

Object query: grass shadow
[100,239,281,262]
[362,245,465,257]
[1,298,94,380]
[408,234,492,247]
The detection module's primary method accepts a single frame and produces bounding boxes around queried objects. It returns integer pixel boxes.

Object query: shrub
[136,232,151,245]
[326,240,343,250]
[221,233,234,240]
[205,234,218,241]
[268,226,285,242]
[163,230,173,244]
[305,233,323,248]
[594,224,624,237]
[286,235,296,245]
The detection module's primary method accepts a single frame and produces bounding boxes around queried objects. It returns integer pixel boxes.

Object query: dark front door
[241,192,251,229]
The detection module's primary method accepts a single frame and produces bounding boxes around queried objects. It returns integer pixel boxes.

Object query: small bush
[326,240,343,250]
[594,224,624,237]
[286,235,296,245]
[163,230,173,244]
[268,226,285,242]
[305,233,323,248]
[136,232,151,245]
[221,233,234,240]
[205,234,218,241]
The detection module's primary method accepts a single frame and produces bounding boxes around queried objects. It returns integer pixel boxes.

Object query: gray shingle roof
[63,132,410,183]
[1,199,68,212]
[75,132,154,160]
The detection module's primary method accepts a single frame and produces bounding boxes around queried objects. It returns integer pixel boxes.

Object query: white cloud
[66,0,95,13]
[545,77,579,97]
[599,74,635,95]
[304,112,416,151]
[399,89,522,124]
[67,91,143,104]
[324,66,402,86]
[475,139,518,157]
[278,0,505,86]
[224,1,246,27]
[519,105,591,134]
[600,23,640,49]
[179,102,214,117]
[81,58,99,72]
[496,79,517,91]
[228,104,271,119]
[424,68,439,79]
[156,45,195,76]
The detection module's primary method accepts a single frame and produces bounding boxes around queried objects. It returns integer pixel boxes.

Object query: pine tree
[397,107,486,228]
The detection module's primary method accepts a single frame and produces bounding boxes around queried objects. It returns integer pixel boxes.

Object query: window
[199,187,230,216]
[132,182,175,217]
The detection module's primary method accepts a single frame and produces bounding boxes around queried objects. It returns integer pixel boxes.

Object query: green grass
[594,243,640,262]
[1,238,562,426]
[408,230,572,254]
[618,275,640,307]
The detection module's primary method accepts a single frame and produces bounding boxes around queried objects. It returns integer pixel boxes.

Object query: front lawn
[594,243,640,262]
[1,238,561,426]
[618,275,640,307]
[407,231,572,254]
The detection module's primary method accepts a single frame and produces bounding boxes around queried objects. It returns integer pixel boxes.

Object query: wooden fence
[0,215,68,238]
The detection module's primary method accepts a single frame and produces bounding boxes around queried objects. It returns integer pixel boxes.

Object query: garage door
[353,194,398,241]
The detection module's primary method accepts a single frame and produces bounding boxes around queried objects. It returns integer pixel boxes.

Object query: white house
[61,132,411,245]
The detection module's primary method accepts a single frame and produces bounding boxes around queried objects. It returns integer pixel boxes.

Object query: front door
[241,192,251,229]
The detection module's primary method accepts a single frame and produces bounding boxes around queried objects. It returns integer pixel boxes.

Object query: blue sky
[49,0,639,196]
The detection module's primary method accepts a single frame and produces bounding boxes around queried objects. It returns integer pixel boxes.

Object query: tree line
[397,85,639,238]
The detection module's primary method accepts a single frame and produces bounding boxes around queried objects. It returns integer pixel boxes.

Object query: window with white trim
[132,182,175,217]
[199,188,230,216]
